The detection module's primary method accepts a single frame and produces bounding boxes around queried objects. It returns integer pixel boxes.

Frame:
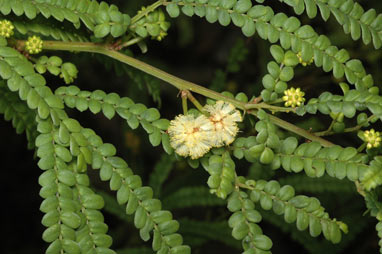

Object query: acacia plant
[1,0,382,253]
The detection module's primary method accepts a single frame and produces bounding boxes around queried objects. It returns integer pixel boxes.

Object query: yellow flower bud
[364,129,381,149]
[153,30,167,41]
[0,19,14,38]
[297,52,314,67]
[282,87,305,107]
[25,35,43,54]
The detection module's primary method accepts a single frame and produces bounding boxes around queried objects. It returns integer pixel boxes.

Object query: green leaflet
[279,0,382,49]
[166,3,180,18]
[0,45,118,253]
[81,128,190,253]
[2,0,131,38]
[361,156,382,191]
[13,17,89,42]
[302,90,382,122]
[236,135,369,181]
[0,84,37,148]
[1,0,382,253]
[35,117,116,253]
[248,179,347,243]
[203,151,236,199]
[167,1,374,91]
[55,86,172,151]
[227,183,273,252]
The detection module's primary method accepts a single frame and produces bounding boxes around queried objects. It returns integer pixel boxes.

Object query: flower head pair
[168,101,242,159]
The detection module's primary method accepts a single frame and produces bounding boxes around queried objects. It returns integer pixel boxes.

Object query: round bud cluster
[152,10,169,41]
[168,101,242,159]
[282,87,305,107]
[297,52,314,66]
[364,129,381,149]
[25,35,43,54]
[0,19,14,38]
[132,9,170,41]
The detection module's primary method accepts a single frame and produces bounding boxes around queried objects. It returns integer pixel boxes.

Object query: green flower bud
[260,147,274,164]
[60,63,78,84]
[333,122,345,133]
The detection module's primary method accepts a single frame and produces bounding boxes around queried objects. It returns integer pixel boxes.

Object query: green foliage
[280,0,382,49]
[301,89,380,120]
[277,138,368,180]
[0,81,37,149]
[227,182,273,253]
[130,9,170,40]
[244,178,346,243]
[168,0,375,92]
[0,0,131,38]
[202,151,236,199]
[35,56,78,84]
[362,157,382,191]
[262,45,297,102]
[12,16,89,42]
[55,86,171,151]
[89,136,190,254]
[261,209,368,254]
[1,0,382,253]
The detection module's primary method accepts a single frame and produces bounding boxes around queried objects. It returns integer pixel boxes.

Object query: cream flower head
[168,114,214,159]
[204,101,242,147]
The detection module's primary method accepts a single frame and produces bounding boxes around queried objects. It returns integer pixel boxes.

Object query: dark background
[2,0,382,253]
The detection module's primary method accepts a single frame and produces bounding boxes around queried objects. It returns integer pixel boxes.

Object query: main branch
[12,40,334,147]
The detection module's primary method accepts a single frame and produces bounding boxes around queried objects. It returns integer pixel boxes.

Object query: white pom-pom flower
[168,114,214,159]
[204,101,242,147]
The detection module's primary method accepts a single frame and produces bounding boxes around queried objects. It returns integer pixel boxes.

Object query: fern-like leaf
[279,0,382,49]
[166,1,375,91]
[55,86,172,153]
[1,0,131,38]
